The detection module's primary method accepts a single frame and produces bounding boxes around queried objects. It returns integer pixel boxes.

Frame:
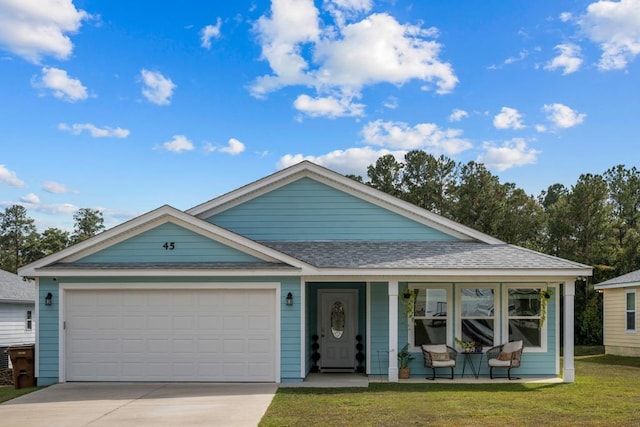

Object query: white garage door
[65,288,276,382]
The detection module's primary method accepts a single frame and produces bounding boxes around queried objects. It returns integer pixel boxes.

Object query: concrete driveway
[0,382,277,427]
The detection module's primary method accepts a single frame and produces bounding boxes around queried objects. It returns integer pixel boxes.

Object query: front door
[318,290,357,371]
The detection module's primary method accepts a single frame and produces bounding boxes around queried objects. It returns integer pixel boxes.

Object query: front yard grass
[0,386,42,404]
[260,354,640,426]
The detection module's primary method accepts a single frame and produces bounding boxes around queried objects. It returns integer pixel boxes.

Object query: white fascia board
[19,204,315,277]
[302,268,593,281]
[30,267,311,278]
[594,281,640,290]
[187,161,503,244]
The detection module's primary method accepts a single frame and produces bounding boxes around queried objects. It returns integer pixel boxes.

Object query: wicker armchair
[421,344,458,380]
[486,340,523,379]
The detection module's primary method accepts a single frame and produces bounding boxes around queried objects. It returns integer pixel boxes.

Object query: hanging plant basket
[402,289,417,319]
[538,288,553,330]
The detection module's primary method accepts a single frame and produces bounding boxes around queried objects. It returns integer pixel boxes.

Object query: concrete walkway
[0,382,277,427]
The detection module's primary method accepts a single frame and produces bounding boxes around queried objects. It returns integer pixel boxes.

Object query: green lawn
[260,354,640,426]
[0,386,42,403]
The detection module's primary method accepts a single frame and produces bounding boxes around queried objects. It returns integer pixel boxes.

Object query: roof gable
[76,222,264,264]
[19,205,312,277]
[206,177,458,242]
[188,161,503,244]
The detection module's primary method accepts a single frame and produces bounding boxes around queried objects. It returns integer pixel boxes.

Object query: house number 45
[163,242,176,250]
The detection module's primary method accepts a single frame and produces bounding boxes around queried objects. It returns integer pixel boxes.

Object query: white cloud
[58,123,130,138]
[449,108,469,122]
[0,165,25,187]
[383,96,398,109]
[43,181,75,194]
[204,138,246,155]
[220,138,246,155]
[34,67,88,102]
[140,69,176,105]
[293,93,365,118]
[493,107,525,130]
[545,43,583,74]
[200,18,222,49]
[478,139,540,171]
[535,124,548,133]
[277,146,405,177]
[579,0,640,70]
[543,103,586,128]
[361,120,472,154]
[504,50,529,65]
[20,193,40,204]
[560,12,573,22]
[251,2,457,115]
[0,0,89,63]
[160,135,194,152]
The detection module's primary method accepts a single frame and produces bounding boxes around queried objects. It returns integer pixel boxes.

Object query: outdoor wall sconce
[286,292,293,306]
[45,292,53,306]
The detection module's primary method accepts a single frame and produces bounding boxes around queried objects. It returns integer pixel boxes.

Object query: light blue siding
[37,278,59,385]
[207,178,457,241]
[369,282,389,376]
[280,277,302,382]
[77,222,262,264]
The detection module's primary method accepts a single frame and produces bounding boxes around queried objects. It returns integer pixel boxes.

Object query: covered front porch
[302,278,579,383]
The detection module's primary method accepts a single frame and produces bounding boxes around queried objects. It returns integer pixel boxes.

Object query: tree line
[0,206,104,274]
[349,151,640,345]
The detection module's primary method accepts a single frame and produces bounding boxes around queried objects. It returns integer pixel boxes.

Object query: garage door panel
[65,288,276,382]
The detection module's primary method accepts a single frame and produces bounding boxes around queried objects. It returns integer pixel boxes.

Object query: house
[594,269,640,356]
[0,269,35,368]
[19,161,592,385]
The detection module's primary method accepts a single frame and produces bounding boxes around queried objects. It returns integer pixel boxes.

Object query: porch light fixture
[286,292,293,306]
[45,292,53,306]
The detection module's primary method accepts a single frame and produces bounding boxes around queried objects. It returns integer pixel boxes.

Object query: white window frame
[503,284,549,353]
[626,289,637,333]
[456,284,499,350]
[26,310,33,331]
[408,283,452,350]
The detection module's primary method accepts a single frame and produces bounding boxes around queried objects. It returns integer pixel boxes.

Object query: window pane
[461,288,494,316]
[330,301,345,339]
[627,292,635,311]
[414,319,447,346]
[461,319,494,346]
[627,313,636,331]
[508,289,540,316]
[509,319,541,346]
[415,288,447,318]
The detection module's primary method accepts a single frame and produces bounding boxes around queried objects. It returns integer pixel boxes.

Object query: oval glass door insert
[331,301,345,339]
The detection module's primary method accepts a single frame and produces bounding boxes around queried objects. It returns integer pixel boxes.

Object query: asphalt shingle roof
[596,268,640,287]
[260,241,589,270]
[0,269,35,302]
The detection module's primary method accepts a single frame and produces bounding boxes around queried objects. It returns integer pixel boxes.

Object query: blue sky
[1,0,639,231]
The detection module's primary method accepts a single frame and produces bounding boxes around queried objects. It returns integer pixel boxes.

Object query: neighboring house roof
[0,269,35,303]
[262,241,591,271]
[594,269,640,290]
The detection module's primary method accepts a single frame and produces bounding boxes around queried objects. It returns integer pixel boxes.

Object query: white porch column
[563,280,576,383]
[388,280,399,382]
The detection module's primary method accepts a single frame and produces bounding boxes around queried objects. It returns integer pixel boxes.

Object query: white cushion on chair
[488,358,512,367]
[422,344,447,353]
[502,341,522,353]
[432,360,456,367]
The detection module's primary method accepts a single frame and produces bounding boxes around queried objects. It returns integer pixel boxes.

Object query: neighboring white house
[595,269,640,357]
[0,269,36,368]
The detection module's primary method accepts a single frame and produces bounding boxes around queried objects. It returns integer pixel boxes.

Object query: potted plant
[397,343,415,379]
[455,337,477,353]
